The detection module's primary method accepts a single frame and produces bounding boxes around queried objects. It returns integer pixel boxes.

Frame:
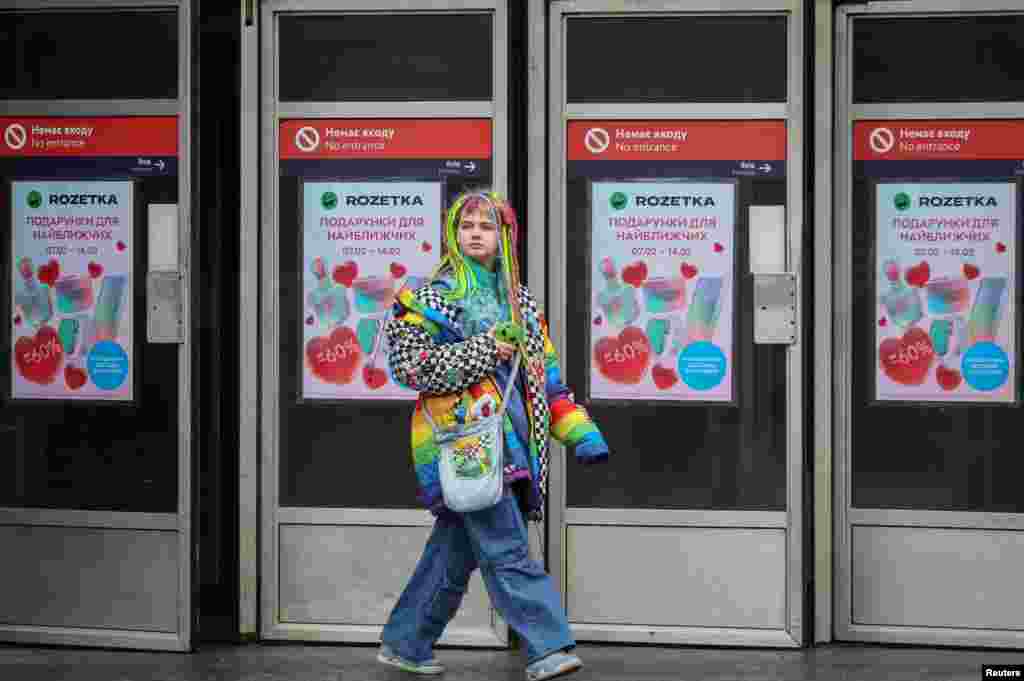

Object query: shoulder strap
[421,351,521,435]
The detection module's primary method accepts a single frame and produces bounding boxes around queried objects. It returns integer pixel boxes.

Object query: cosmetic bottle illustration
[596,256,639,329]
[929,318,953,357]
[352,275,395,315]
[686,277,723,344]
[925,276,970,317]
[641,276,687,315]
[307,256,349,329]
[879,259,922,329]
[58,317,81,358]
[14,257,53,327]
[646,317,672,356]
[93,274,127,341]
[968,277,1007,345]
[55,274,95,314]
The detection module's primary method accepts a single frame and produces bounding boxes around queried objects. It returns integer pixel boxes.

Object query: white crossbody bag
[421,352,521,513]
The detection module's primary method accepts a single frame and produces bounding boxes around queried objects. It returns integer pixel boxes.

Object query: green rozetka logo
[610,192,628,211]
[321,191,338,211]
[894,192,911,212]
[27,191,42,209]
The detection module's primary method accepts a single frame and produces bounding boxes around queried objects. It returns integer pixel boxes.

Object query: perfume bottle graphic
[307,256,349,329]
[595,256,639,329]
[879,259,922,329]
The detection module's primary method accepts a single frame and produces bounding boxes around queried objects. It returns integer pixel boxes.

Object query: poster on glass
[10,180,134,401]
[588,179,736,403]
[301,179,442,400]
[874,181,1016,403]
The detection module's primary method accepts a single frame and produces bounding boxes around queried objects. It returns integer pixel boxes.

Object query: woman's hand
[489,327,516,361]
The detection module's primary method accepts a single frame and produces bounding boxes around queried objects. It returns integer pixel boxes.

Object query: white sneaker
[377,645,445,675]
[525,651,583,681]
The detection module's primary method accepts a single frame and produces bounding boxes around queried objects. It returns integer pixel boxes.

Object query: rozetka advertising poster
[11,181,134,401]
[875,182,1016,402]
[589,181,735,402]
[302,180,441,400]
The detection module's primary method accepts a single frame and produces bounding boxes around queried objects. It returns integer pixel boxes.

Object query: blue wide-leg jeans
[381,492,575,665]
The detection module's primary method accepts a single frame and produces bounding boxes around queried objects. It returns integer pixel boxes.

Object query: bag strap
[420,350,521,435]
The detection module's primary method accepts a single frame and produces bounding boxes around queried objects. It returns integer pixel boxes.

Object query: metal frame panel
[565,104,788,119]
[833,1,1024,648]
[0,0,192,652]
[239,2,260,640]
[0,101,179,115]
[547,0,804,648]
[276,102,494,119]
[813,0,833,645]
[0,509,178,530]
[259,0,509,646]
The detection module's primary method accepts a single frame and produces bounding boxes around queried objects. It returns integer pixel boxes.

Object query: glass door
[546,0,806,647]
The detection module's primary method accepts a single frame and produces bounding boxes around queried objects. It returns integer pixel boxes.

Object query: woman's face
[457,204,500,269]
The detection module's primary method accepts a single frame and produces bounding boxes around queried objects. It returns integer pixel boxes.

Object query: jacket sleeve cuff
[574,431,610,464]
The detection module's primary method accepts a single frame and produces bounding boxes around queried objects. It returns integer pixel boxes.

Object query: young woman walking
[377,191,609,681]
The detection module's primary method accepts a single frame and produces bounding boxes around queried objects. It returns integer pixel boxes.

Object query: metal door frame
[834,0,1024,648]
[545,0,805,647]
[258,0,509,644]
[0,0,193,651]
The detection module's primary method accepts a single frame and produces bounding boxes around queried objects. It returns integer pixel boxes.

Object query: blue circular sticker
[961,342,1009,392]
[677,341,727,391]
[87,341,129,391]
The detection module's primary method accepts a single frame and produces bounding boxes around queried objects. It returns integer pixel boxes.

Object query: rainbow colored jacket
[384,282,609,514]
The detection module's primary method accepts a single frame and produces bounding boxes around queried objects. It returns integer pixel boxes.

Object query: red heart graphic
[651,364,679,390]
[905,261,931,288]
[305,315,314,326]
[88,261,103,279]
[621,261,648,288]
[37,260,60,287]
[963,263,980,280]
[713,243,724,253]
[116,241,127,252]
[390,262,407,279]
[14,325,63,385]
[332,261,358,287]
[593,326,651,385]
[936,364,963,391]
[878,327,934,386]
[363,365,388,389]
[306,326,361,385]
[996,242,1007,254]
[421,241,433,253]
[878,317,888,328]
[13,315,22,326]
[64,365,88,390]
[680,263,698,280]
[593,316,603,326]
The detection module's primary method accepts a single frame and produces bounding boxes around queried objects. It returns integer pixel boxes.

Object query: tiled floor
[2,642,1023,681]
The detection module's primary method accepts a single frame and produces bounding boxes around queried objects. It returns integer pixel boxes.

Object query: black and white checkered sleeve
[384,318,500,396]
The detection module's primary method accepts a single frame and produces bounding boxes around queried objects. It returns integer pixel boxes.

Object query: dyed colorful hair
[431,190,523,325]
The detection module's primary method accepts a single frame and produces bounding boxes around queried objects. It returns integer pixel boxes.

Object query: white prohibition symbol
[869,127,895,155]
[294,126,320,153]
[4,123,27,151]
[584,127,610,155]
